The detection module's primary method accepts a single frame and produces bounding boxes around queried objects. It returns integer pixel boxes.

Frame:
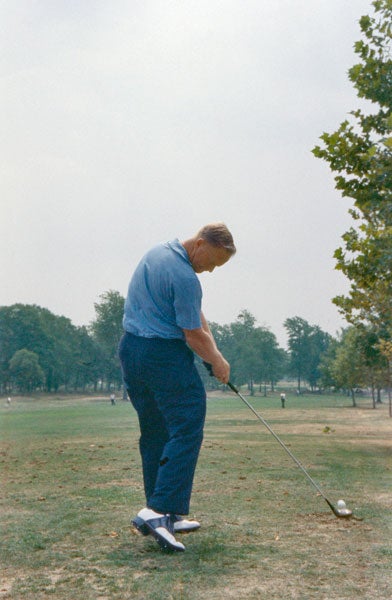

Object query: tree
[312,0,392,345]
[321,326,388,406]
[43,313,81,391]
[328,328,369,406]
[379,339,392,415]
[0,304,102,393]
[307,327,333,391]
[209,310,286,394]
[284,317,332,391]
[0,304,51,392]
[9,349,44,392]
[319,336,341,390]
[229,310,258,392]
[72,326,104,392]
[284,317,313,392]
[0,304,63,392]
[90,290,125,390]
[354,326,388,406]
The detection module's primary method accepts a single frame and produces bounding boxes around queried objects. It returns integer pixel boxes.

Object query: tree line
[0,291,124,395]
[1,296,390,408]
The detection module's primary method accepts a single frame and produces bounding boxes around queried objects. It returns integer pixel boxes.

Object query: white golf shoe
[132,508,185,552]
[171,514,201,533]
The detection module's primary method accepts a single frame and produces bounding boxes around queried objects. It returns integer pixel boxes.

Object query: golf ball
[337,499,346,509]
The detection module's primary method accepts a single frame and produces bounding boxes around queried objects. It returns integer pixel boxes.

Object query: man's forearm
[183,327,221,364]
[200,312,217,349]
[184,319,230,384]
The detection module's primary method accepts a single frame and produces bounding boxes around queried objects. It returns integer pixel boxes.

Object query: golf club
[203,362,352,519]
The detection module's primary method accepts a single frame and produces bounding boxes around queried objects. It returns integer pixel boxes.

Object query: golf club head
[333,507,353,518]
[325,498,352,518]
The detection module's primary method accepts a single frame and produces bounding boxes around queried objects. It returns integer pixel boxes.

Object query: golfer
[119,223,236,551]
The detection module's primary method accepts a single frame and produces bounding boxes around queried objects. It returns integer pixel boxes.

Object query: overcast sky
[1,0,373,346]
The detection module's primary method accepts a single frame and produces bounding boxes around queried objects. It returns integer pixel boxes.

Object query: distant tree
[321,326,389,406]
[319,335,341,390]
[379,339,392,416]
[284,317,332,391]
[0,304,51,391]
[307,327,333,390]
[0,304,102,393]
[0,304,63,392]
[44,313,82,391]
[248,327,285,396]
[229,310,259,392]
[264,331,285,393]
[73,326,104,392]
[209,310,286,394]
[312,0,392,350]
[207,312,254,390]
[90,290,125,390]
[284,317,312,392]
[0,308,13,392]
[9,349,44,392]
[354,326,388,406]
[328,328,369,406]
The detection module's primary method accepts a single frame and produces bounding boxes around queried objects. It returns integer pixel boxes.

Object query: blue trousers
[118,332,206,515]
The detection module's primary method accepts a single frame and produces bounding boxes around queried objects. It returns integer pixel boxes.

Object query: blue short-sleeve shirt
[123,239,202,339]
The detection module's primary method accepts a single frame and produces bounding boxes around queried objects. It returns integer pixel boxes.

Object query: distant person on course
[119,223,236,552]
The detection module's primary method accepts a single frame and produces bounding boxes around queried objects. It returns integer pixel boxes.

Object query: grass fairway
[1,392,391,599]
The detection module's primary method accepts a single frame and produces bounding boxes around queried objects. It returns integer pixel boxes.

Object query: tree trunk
[371,385,376,409]
[350,388,356,407]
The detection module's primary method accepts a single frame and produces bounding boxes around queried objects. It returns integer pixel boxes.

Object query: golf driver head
[333,507,352,518]
[327,499,352,518]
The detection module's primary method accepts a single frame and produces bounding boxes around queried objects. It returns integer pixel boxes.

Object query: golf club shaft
[202,362,340,515]
[227,381,333,506]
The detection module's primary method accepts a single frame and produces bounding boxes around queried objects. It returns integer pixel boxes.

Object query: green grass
[1,392,391,599]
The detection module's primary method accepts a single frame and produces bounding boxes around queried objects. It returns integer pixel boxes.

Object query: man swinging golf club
[119,223,236,551]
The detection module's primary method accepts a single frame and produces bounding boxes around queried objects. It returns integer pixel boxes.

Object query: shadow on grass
[107,532,228,567]
[107,527,277,577]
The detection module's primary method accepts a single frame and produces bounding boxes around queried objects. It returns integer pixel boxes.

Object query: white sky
[0,0,373,346]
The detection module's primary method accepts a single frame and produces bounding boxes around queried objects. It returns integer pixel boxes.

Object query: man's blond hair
[197,223,236,255]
